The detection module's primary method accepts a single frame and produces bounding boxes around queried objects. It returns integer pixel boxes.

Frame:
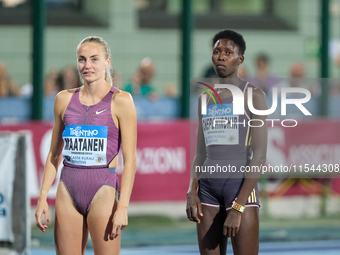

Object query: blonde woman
[35,36,137,255]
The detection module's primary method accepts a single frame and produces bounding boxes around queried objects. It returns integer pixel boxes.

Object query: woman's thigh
[87,185,120,255]
[55,181,88,255]
[231,207,259,255]
[197,205,228,255]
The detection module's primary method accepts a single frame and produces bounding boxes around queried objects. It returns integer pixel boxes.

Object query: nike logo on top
[96,109,108,114]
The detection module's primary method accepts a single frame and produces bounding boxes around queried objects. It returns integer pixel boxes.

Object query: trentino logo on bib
[62,125,108,166]
[197,83,240,147]
[66,126,103,137]
[206,105,233,117]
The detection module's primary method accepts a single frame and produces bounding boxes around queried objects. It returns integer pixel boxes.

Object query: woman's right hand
[35,198,50,232]
[186,192,203,223]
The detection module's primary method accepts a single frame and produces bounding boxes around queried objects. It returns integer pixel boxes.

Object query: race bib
[202,104,240,146]
[62,125,108,166]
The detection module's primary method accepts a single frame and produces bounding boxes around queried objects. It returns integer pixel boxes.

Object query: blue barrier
[0,98,31,123]
[0,96,340,122]
[0,96,181,122]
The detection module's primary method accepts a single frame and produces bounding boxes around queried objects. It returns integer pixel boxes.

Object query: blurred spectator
[112,70,122,89]
[58,66,81,90]
[249,53,280,93]
[44,68,62,96]
[124,57,157,100]
[20,68,63,98]
[0,63,20,97]
[275,62,320,96]
[331,83,340,95]
[164,84,177,97]
[20,82,32,98]
[335,51,340,67]
[238,66,248,80]
[332,52,340,95]
[21,66,79,98]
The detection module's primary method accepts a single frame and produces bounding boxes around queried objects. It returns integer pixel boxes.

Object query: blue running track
[31,240,340,255]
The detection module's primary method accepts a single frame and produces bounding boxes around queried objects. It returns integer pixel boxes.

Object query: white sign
[0,134,18,242]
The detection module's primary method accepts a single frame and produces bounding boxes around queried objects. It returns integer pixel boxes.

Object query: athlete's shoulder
[245,83,267,112]
[55,88,77,101]
[245,83,266,100]
[54,88,77,112]
[112,89,136,119]
[112,88,134,106]
[113,89,132,101]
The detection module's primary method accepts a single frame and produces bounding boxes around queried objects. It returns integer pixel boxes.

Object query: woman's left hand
[110,207,128,240]
[223,209,242,237]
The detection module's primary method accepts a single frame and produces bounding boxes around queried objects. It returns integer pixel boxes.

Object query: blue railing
[0,96,181,123]
[0,96,339,123]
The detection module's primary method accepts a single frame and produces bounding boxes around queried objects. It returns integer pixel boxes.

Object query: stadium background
[1,0,340,94]
[1,0,340,254]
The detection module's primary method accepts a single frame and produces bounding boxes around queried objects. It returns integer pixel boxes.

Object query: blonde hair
[77,36,113,86]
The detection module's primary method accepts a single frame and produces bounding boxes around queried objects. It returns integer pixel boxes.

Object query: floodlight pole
[31,0,45,120]
[180,0,192,118]
[319,0,329,117]
[320,0,330,218]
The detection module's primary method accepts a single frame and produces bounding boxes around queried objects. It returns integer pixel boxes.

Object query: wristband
[232,201,245,213]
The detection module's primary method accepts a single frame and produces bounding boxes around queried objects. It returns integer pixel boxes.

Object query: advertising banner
[0,135,18,242]
[0,120,339,207]
[0,121,191,205]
